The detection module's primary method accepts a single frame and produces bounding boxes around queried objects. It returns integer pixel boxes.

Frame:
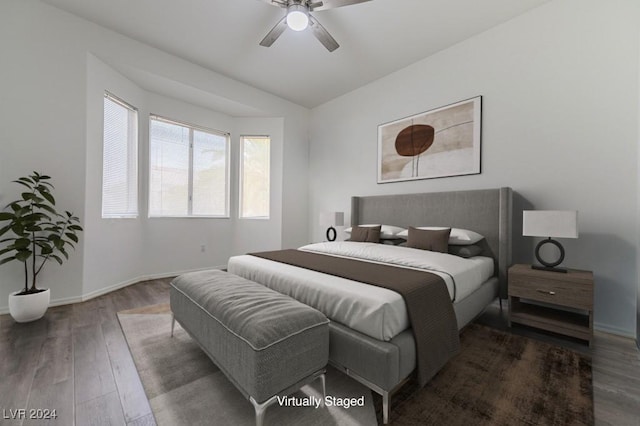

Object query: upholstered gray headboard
[351,187,512,299]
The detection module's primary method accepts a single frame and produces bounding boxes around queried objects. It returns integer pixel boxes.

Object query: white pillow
[344,224,406,240]
[396,227,484,245]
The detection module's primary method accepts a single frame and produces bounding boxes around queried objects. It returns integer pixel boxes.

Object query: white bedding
[227,242,494,342]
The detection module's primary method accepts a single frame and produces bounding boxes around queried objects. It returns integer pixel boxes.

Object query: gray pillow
[349,225,381,243]
[406,227,451,253]
[448,244,483,258]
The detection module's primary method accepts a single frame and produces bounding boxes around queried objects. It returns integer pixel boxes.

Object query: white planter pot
[8,288,50,323]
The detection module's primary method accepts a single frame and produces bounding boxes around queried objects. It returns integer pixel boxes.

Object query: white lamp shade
[523,210,578,238]
[319,212,344,227]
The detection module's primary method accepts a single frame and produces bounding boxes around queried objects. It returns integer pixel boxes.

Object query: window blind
[102,94,138,218]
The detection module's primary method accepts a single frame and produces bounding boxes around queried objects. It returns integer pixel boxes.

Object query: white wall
[637,22,640,346]
[309,0,640,336]
[0,0,310,312]
[0,0,87,306]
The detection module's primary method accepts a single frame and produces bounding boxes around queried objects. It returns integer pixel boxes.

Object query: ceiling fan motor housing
[286,4,310,31]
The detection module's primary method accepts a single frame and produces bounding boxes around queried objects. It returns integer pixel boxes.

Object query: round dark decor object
[326,227,337,242]
[395,124,435,157]
[534,238,565,268]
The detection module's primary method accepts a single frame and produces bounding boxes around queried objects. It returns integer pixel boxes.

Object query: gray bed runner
[250,249,460,386]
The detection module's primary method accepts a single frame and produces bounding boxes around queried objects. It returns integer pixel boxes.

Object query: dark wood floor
[1,278,639,425]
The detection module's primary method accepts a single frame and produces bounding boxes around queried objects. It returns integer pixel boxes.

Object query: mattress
[227,242,494,342]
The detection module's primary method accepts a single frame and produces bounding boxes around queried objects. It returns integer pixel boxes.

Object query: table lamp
[522,210,578,273]
[319,212,344,242]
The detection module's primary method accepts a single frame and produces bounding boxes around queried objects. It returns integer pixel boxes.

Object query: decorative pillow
[344,224,406,240]
[349,225,381,243]
[406,227,451,253]
[448,244,483,258]
[397,227,484,246]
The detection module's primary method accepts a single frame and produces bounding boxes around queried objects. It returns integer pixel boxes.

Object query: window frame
[148,114,230,219]
[102,91,139,219]
[239,135,271,220]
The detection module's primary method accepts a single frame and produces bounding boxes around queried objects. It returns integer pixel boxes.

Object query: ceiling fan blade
[259,0,287,7]
[259,16,288,47]
[310,0,371,11]
[309,15,339,52]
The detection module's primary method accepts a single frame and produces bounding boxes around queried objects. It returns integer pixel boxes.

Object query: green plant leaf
[23,212,49,221]
[59,247,69,259]
[0,212,15,221]
[11,224,25,236]
[39,175,51,180]
[0,225,12,237]
[65,233,79,243]
[50,254,63,265]
[15,250,32,262]
[14,238,30,248]
[17,177,34,184]
[13,180,32,189]
[16,207,30,217]
[39,191,55,205]
[0,256,17,266]
[68,224,83,231]
[39,204,57,215]
[0,247,16,256]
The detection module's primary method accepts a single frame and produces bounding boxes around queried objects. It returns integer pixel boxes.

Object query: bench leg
[382,391,389,424]
[249,370,326,426]
[250,395,278,426]
[170,313,176,337]
[319,373,326,407]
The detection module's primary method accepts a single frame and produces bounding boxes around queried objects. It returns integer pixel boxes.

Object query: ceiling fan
[259,0,371,52]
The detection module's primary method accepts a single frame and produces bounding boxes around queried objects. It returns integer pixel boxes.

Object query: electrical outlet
[200,244,206,253]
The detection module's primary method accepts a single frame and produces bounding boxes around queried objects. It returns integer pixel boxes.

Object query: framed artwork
[377,96,482,183]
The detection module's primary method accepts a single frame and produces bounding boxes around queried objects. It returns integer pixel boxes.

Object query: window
[239,136,270,219]
[149,116,229,217]
[102,92,138,218]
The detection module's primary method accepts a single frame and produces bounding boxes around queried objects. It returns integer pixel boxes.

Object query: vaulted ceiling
[43,0,551,108]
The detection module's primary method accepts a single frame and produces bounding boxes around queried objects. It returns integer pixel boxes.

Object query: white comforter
[227,242,493,341]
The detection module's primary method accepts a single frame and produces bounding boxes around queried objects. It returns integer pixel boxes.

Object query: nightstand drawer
[509,275,592,310]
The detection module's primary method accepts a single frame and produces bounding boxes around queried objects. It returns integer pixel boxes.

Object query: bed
[227,187,512,424]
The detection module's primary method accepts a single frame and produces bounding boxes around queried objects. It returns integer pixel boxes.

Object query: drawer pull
[537,289,556,295]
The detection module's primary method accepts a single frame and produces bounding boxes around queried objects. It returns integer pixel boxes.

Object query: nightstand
[508,264,594,346]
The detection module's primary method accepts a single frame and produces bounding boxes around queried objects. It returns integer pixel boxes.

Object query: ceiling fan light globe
[286,6,309,31]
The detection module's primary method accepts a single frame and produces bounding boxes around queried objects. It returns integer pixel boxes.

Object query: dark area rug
[376,323,593,425]
[118,305,593,425]
[117,304,377,426]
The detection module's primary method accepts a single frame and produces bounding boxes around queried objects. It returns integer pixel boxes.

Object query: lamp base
[531,265,568,274]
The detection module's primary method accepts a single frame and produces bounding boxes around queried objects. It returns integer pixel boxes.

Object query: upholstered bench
[170,269,330,426]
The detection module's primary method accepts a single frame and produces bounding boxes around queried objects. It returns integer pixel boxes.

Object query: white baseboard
[0,265,226,316]
[594,321,636,339]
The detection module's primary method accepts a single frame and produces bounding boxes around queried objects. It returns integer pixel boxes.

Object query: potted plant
[0,172,82,322]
